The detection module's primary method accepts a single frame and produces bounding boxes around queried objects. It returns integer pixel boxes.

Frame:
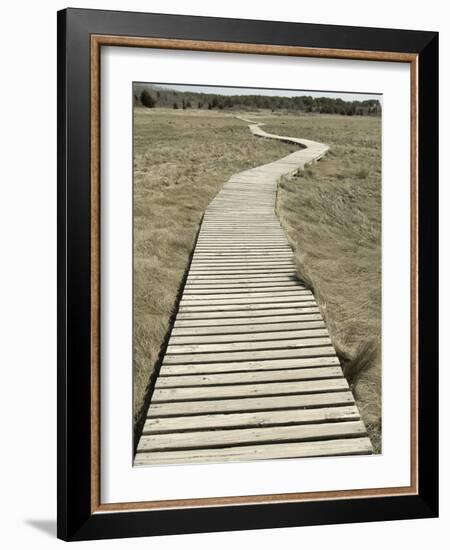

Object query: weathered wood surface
[135,118,372,465]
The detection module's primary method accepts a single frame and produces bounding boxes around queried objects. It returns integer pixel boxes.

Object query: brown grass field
[133,107,381,452]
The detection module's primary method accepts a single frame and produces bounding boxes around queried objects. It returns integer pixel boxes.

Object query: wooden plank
[185,280,304,287]
[203,213,279,216]
[199,236,288,238]
[204,211,278,213]
[156,366,343,387]
[188,268,297,275]
[134,438,372,465]
[191,261,295,266]
[196,237,287,240]
[190,257,295,264]
[196,239,286,242]
[196,241,289,245]
[184,284,306,291]
[195,240,287,243]
[169,328,328,344]
[186,276,302,283]
[151,378,349,402]
[171,320,325,336]
[196,236,285,239]
[193,246,291,250]
[196,240,288,243]
[160,356,340,375]
[162,346,336,364]
[203,218,276,221]
[183,288,309,295]
[197,234,286,237]
[187,273,301,281]
[147,391,354,417]
[178,302,316,313]
[202,217,280,220]
[177,307,319,319]
[143,405,360,434]
[200,226,283,229]
[193,247,290,251]
[175,314,322,330]
[196,251,292,254]
[180,295,313,306]
[203,220,279,223]
[180,294,313,306]
[189,264,296,270]
[198,230,284,232]
[196,240,288,244]
[183,286,308,294]
[191,258,295,264]
[187,272,298,277]
[183,290,311,297]
[197,235,285,238]
[200,223,281,226]
[189,260,295,267]
[188,271,301,282]
[201,220,281,223]
[189,258,292,263]
[192,254,293,258]
[193,251,293,257]
[202,218,280,220]
[138,421,367,452]
[165,336,331,355]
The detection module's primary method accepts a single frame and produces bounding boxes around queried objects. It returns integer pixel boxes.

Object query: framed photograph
[57,8,438,541]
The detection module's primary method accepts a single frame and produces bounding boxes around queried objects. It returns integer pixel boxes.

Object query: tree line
[134,86,381,116]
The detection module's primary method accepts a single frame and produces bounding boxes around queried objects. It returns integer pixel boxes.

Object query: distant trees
[223,97,234,108]
[140,90,156,108]
[135,85,381,116]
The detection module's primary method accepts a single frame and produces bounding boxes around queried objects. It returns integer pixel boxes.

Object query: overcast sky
[152,83,381,102]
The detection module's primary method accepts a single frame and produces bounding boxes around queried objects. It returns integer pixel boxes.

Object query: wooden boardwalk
[135,118,373,466]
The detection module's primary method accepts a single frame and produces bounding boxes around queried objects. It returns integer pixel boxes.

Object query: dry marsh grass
[133,108,297,444]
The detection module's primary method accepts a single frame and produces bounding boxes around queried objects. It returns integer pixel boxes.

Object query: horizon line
[134,82,382,103]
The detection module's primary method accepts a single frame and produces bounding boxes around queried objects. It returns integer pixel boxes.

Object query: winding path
[135,118,372,466]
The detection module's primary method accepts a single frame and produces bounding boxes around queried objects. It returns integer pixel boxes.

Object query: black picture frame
[57,7,438,541]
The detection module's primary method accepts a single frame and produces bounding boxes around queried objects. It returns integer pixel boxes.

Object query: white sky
[151,83,381,102]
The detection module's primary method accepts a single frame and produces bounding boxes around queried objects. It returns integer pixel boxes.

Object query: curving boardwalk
[135,118,373,466]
